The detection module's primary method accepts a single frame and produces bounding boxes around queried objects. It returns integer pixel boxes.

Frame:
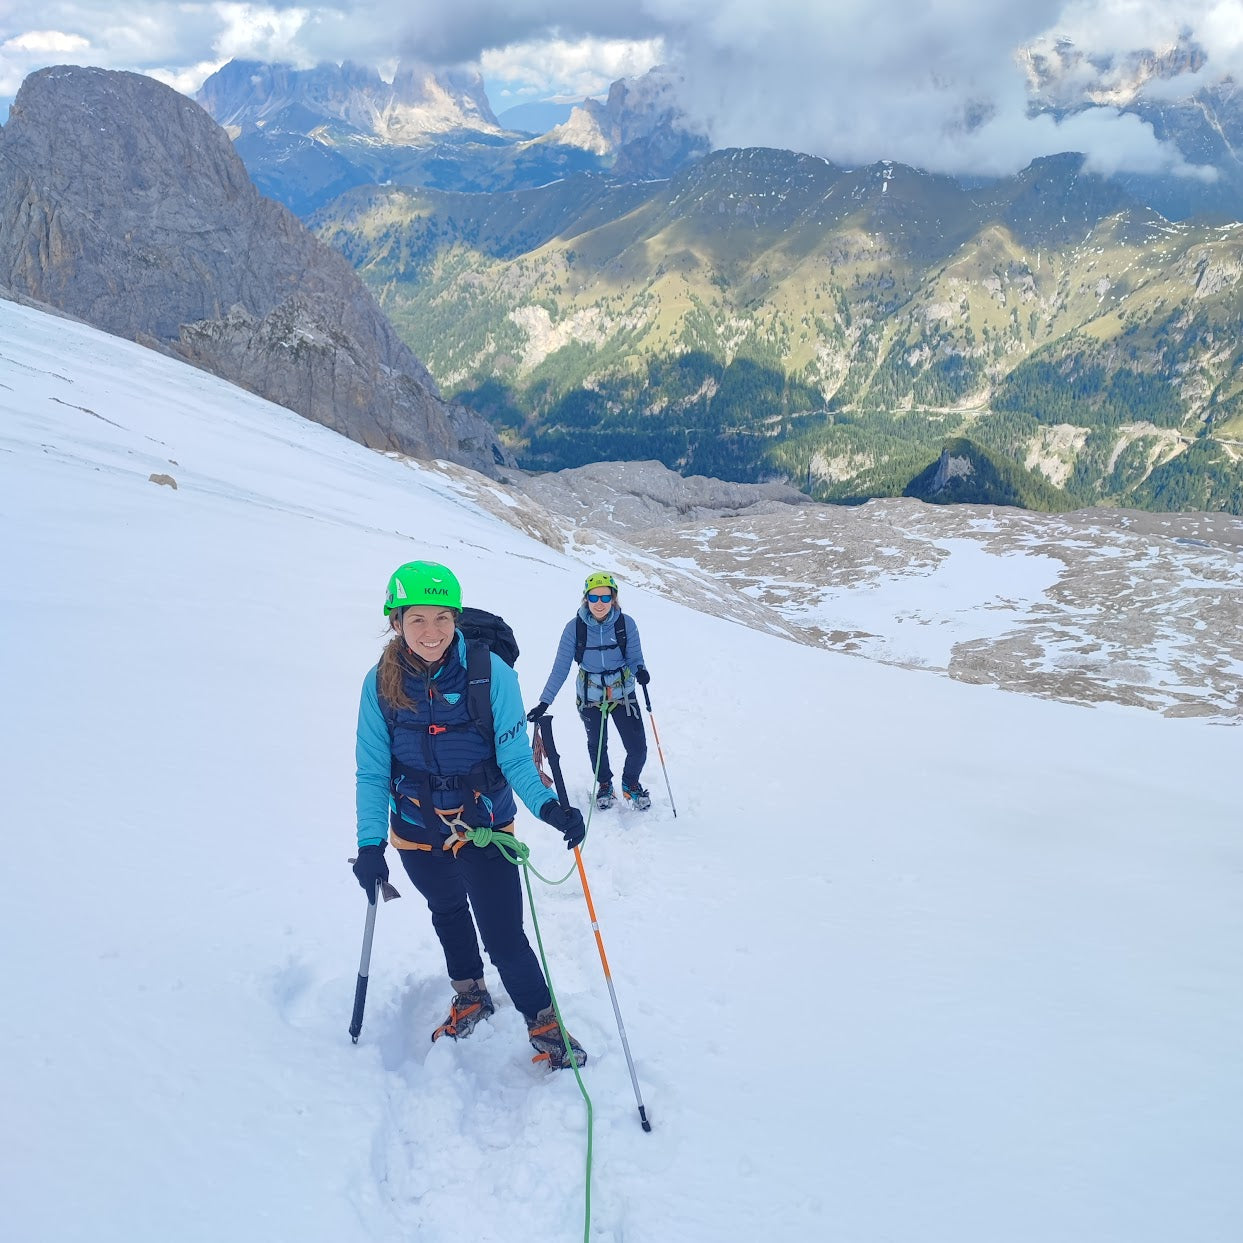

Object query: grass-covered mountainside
[312,148,1243,512]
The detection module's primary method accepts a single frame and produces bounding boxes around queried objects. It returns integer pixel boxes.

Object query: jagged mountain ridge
[0,65,510,474]
[202,53,1243,223]
[198,58,503,140]
[194,61,707,214]
[311,145,1243,512]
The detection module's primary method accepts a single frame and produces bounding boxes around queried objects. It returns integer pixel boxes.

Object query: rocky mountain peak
[197,58,501,142]
[542,66,707,176]
[0,65,511,474]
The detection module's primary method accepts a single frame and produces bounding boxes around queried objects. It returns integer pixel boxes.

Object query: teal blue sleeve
[355,666,392,848]
[490,653,558,820]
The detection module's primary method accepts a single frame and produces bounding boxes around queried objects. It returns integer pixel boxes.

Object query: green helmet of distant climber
[583,571,618,597]
[384,561,462,615]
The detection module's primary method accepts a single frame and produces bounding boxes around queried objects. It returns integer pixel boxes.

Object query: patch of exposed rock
[0,65,510,475]
[625,497,1243,720]
[512,459,815,530]
[442,458,1243,720]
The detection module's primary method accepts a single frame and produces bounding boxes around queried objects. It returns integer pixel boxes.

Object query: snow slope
[2,298,1240,1243]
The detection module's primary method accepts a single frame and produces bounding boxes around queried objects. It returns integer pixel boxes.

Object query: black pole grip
[641,684,652,713]
[537,715,571,808]
[349,973,369,1043]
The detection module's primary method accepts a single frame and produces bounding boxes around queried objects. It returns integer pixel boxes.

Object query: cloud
[645,0,1224,177]
[0,2,225,97]
[1,0,1239,178]
[1,30,89,95]
[302,1,663,65]
[2,30,91,55]
[482,35,663,102]
[211,3,323,67]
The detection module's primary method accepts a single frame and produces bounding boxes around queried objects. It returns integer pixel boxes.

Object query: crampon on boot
[431,981,495,1043]
[527,1007,588,1070]
[596,780,616,811]
[621,780,651,811]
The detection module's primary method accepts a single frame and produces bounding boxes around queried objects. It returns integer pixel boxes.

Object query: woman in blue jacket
[351,560,587,1070]
[526,571,652,811]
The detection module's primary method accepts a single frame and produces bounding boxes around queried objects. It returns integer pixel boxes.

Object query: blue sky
[4,2,1243,175]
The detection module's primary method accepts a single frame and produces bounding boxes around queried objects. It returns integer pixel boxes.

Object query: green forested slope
[313,148,1243,512]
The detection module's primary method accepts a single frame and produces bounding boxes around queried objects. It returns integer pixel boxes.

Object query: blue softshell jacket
[537,604,646,708]
[355,631,555,848]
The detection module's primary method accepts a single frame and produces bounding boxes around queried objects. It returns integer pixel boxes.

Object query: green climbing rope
[455,822,595,1243]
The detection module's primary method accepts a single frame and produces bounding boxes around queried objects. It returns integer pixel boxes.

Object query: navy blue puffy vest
[382,647,516,838]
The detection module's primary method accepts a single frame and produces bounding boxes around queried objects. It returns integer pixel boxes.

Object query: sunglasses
[586,592,613,604]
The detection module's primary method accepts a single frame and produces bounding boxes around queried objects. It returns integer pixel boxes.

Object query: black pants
[398,841,551,1021]
[579,699,647,787]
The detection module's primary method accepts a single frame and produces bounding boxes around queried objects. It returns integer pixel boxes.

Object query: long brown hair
[377,634,420,712]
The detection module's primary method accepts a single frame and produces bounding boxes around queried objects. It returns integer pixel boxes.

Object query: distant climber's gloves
[635,667,650,687]
[540,800,586,850]
[352,844,389,897]
[526,702,549,722]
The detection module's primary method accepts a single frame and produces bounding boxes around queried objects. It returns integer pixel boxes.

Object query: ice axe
[347,866,400,1043]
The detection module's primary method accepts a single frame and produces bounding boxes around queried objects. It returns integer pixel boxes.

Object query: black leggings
[579,700,647,787]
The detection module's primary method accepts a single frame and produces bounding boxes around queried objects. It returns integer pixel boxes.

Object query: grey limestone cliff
[0,65,510,473]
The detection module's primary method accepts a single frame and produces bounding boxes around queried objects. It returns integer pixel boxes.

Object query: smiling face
[585,588,614,620]
[394,605,457,664]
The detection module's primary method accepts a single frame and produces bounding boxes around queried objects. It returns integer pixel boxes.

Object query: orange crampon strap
[528,1017,559,1065]
[432,995,485,1042]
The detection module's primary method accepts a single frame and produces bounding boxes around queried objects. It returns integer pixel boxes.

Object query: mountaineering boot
[527,1006,588,1070]
[621,780,651,811]
[431,979,495,1042]
[596,780,616,811]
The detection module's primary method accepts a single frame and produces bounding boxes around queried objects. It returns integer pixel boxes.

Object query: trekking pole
[537,715,653,1133]
[640,685,678,818]
[348,869,400,1043]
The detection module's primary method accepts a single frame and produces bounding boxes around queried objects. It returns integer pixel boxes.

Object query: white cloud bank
[3,1,1241,174]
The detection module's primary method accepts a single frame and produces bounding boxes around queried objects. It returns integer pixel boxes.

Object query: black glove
[352,844,389,897]
[635,667,650,687]
[540,799,586,850]
[526,701,549,723]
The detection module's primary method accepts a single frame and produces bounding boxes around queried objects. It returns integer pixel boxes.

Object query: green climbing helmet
[384,561,462,615]
[583,571,618,596]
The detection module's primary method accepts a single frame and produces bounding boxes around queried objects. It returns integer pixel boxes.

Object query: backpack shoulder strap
[574,613,629,664]
[465,640,495,742]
